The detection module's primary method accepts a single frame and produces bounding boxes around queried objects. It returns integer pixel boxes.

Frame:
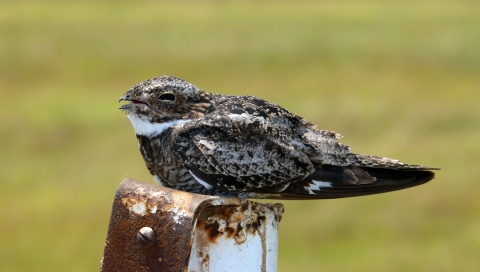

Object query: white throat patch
[126,114,189,136]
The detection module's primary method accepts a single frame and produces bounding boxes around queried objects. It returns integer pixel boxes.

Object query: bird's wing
[173,96,438,198]
[173,108,316,193]
[265,164,436,199]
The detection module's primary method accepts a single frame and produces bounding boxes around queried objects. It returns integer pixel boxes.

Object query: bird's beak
[119,91,151,110]
[119,88,137,110]
[119,88,136,103]
[119,94,133,110]
[119,95,130,103]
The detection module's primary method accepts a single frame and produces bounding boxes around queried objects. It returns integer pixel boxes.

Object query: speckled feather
[119,76,438,199]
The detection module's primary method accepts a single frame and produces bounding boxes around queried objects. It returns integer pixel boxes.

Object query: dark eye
[158,93,175,101]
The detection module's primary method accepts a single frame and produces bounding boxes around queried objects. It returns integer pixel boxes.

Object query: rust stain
[201,253,210,265]
[196,201,283,245]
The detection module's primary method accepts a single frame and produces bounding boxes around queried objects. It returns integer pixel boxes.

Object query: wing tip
[260,168,437,200]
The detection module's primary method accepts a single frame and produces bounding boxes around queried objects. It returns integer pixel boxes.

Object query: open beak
[119,95,132,110]
[119,94,151,110]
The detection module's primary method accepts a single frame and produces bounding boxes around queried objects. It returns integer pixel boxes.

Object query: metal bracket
[101,178,284,272]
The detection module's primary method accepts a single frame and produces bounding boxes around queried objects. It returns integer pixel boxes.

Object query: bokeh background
[1,1,479,271]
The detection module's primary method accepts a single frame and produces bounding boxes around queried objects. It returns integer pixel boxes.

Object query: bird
[119,75,438,199]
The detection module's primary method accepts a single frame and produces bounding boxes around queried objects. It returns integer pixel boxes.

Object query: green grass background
[1,1,479,271]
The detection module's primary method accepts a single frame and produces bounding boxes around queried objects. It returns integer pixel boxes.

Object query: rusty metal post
[101,178,284,272]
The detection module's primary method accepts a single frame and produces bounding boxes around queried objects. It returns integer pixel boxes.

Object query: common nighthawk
[119,76,438,199]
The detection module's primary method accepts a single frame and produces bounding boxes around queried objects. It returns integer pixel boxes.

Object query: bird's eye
[158,93,175,101]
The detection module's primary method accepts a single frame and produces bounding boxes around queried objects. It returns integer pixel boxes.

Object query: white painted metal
[187,202,282,272]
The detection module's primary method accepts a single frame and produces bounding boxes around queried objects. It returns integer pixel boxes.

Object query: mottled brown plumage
[119,76,438,199]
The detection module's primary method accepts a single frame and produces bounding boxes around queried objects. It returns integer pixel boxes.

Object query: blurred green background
[1,1,479,271]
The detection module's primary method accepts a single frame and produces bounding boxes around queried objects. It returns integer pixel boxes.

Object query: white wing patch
[189,170,213,190]
[127,114,189,136]
[304,180,333,195]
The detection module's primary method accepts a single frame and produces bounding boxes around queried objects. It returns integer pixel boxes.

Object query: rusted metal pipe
[101,178,284,272]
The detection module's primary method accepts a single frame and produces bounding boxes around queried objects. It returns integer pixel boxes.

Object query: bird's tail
[265,155,438,200]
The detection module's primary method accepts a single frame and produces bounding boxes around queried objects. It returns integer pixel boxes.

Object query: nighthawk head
[119,75,215,136]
